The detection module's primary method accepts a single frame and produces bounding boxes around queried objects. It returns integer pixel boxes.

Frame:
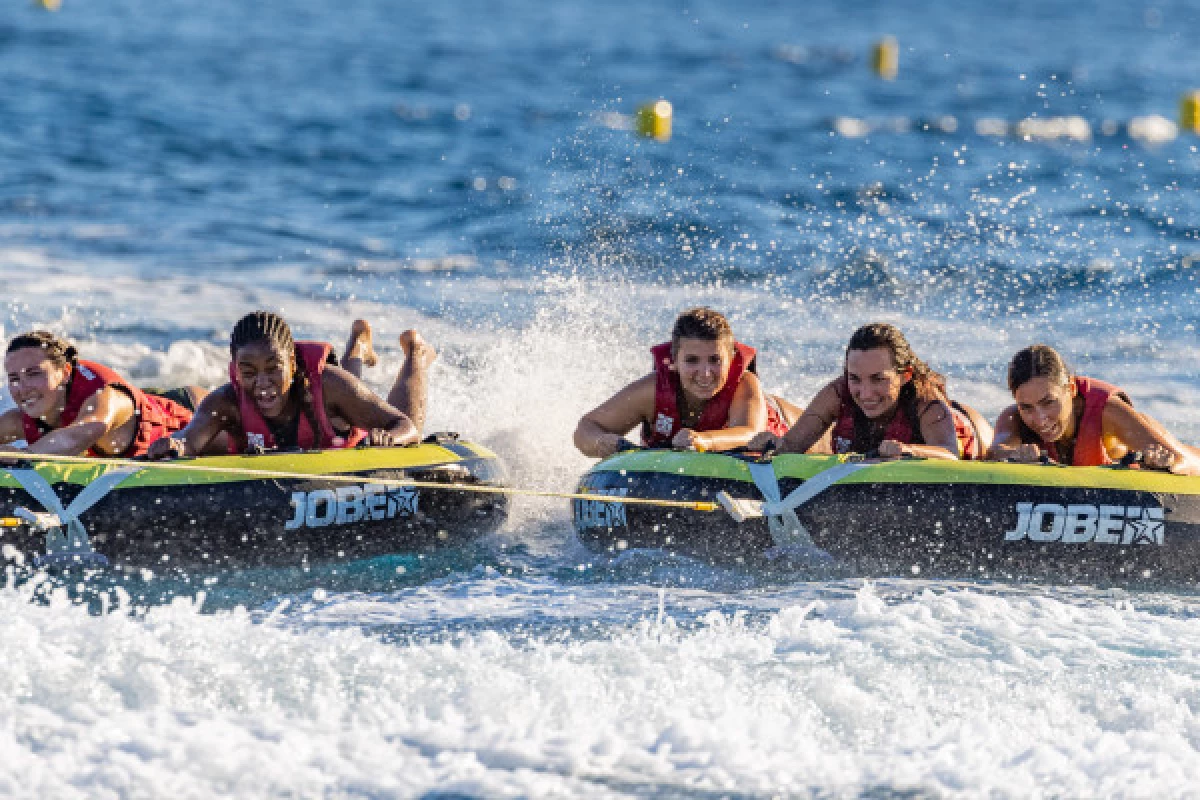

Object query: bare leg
[769,394,804,428]
[341,319,378,379]
[955,401,994,458]
[388,329,437,436]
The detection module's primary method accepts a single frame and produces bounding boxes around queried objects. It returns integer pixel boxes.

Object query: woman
[987,344,1200,474]
[752,323,990,459]
[148,311,436,457]
[0,331,196,457]
[574,307,802,458]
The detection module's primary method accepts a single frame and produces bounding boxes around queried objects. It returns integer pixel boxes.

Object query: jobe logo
[654,413,674,436]
[1004,503,1165,545]
[285,484,419,530]
[574,488,629,530]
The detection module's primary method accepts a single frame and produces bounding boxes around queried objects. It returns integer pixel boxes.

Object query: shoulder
[82,383,136,410]
[1100,392,1139,426]
[319,363,370,398]
[620,373,660,406]
[813,378,845,409]
[994,404,1020,426]
[584,373,658,422]
[917,395,952,420]
[201,384,241,415]
[733,370,763,393]
[0,408,24,437]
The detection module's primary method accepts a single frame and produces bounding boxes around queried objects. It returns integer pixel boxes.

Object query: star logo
[387,487,420,517]
[1123,510,1165,546]
[655,413,674,436]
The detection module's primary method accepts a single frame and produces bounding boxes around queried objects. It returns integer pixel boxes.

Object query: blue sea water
[3,0,1200,795]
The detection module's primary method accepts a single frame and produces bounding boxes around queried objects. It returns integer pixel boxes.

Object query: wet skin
[0,347,138,455]
[573,336,771,457]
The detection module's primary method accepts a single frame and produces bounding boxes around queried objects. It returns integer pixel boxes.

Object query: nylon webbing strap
[8,466,136,567]
[746,461,871,548]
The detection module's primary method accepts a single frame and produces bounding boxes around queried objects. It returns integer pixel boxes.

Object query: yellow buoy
[635,100,673,142]
[37,0,61,10]
[871,36,899,80]
[1182,91,1200,134]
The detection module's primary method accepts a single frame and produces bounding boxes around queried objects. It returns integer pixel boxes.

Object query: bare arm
[1103,397,1200,475]
[323,365,418,446]
[147,385,240,459]
[984,405,1043,462]
[886,399,959,460]
[0,410,24,446]
[764,380,841,454]
[574,374,656,458]
[0,387,133,456]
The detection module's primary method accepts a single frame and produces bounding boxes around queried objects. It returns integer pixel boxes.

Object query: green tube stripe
[589,451,1200,495]
[0,442,500,489]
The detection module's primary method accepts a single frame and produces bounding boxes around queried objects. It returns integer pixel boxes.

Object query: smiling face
[672,337,734,404]
[5,347,72,422]
[845,347,909,420]
[1013,375,1077,443]
[233,339,295,419]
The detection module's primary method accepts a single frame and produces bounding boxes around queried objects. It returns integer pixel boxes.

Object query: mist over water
[4,0,1200,795]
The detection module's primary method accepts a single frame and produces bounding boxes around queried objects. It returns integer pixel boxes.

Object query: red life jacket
[20,360,193,458]
[641,341,790,446]
[830,377,979,458]
[228,341,367,453]
[1035,376,1128,466]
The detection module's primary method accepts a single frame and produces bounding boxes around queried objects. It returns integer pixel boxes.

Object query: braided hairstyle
[844,323,947,451]
[229,311,320,444]
[6,331,79,368]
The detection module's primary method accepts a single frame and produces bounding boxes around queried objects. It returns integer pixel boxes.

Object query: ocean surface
[3,0,1200,795]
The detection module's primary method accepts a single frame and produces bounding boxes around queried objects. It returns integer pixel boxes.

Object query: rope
[0,451,721,514]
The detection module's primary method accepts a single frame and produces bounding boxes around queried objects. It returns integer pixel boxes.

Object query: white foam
[2,581,1198,796]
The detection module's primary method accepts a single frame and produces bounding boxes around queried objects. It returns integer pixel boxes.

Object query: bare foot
[398,329,437,369]
[343,319,378,369]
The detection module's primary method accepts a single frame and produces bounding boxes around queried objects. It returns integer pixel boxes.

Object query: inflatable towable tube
[574,449,1200,583]
[0,438,507,569]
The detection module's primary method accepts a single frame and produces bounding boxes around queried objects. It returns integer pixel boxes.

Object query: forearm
[574,419,624,458]
[691,426,758,452]
[778,414,830,454]
[986,440,1029,461]
[904,443,959,461]
[25,422,109,456]
[382,416,419,446]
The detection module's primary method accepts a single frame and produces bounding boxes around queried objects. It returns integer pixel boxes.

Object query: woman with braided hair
[148,312,434,458]
[751,323,991,460]
[0,331,198,457]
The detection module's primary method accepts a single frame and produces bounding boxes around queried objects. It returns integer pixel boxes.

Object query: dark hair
[845,323,946,399]
[670,307,734,357]
[6,331,79,368]
[230,311,294,358]
[229,311,320,446]
[1007,344,1071,394]
[843,323,946,452]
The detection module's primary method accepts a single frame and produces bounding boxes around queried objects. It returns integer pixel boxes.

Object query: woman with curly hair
[752,323,991,460]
